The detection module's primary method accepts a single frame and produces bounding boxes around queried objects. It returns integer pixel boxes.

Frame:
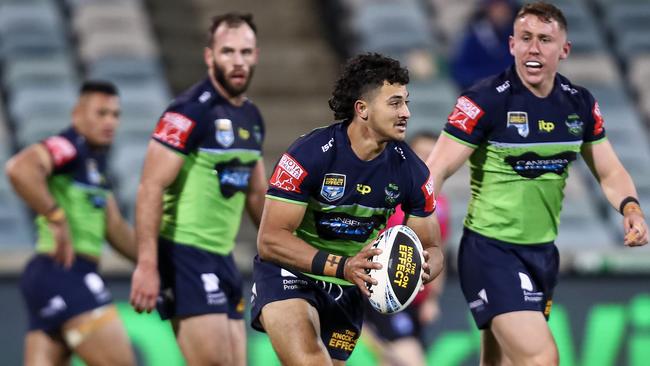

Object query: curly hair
[328,53,409,121]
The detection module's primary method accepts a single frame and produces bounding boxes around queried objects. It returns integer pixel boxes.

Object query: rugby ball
[366,225,425,314]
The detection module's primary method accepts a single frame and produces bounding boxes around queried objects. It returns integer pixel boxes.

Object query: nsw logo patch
[215,119,235,147]
[320,173,346,202]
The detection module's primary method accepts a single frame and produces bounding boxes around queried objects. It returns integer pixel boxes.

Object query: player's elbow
[4,157,22,185]
[257,230,274,261]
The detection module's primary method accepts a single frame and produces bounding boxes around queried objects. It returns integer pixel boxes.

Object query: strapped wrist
[619,196,641,216]
[46,206,66,224]
[311,250,348,279]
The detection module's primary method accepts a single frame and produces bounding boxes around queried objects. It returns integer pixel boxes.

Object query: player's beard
[214,60,255,98]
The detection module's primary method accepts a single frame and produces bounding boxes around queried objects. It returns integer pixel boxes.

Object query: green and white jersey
[152,78,265,255]
[36,128,111,258]
[443,66,606,244]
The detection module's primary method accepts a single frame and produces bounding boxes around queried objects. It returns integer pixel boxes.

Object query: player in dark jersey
[251,53,444,365]
[362,132,450,366]
[129,13,266,366]
[426,2,648,365]
[5,81,136,365]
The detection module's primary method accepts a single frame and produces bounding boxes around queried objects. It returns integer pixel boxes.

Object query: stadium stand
[0,0,171,244]
[0,0,648,262]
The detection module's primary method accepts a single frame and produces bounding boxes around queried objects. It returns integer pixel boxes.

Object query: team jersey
[152,78,265,255]
[36,128,111,258]
[267,122,435,285]
[444,66,606,244]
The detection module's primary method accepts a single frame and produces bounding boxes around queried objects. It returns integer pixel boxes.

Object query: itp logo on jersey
[270,154,308,193]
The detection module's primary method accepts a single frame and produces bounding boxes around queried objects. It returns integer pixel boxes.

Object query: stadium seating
[0,0,171,245]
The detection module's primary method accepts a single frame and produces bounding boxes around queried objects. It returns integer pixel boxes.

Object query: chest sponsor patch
[270,153,307,193]
[43,136,77,168]
[507,111,529,138]
[592,101,604,135]
[447,96,484,134]
[314,211,384,242]
[504,151,577,179]
[320,173,346,202]
[153,112,196,149]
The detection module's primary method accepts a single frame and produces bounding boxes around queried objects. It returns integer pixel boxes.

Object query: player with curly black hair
[250,53,443,364]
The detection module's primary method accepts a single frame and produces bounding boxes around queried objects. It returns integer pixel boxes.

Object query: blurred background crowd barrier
[0,0,648,364]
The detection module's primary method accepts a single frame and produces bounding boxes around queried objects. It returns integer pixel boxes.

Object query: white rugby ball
[366,225,425,314]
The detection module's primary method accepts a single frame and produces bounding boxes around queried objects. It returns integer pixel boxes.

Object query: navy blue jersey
[37,128,111,257]
[443,66,607,244]
[151,77,265,254]
[267,122,435,284]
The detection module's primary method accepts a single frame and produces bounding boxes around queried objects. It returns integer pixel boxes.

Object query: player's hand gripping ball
[366,225,424,314]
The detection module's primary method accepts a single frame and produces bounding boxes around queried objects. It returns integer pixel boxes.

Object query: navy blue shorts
[20,254,112,333]
[250,256,364,361]
[363,300,422,342]
[458,228,559,329]
[157,238,244,320]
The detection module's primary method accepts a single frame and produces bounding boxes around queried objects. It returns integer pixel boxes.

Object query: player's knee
[294,350,331,366]
[200,347,233,366]
[531,346,559,366]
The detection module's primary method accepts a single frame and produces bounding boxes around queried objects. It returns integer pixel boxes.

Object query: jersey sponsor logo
[253,125,262,144]
[238,127,250,140]
[496,80,510,93]
[356,184,371,195]
[592,101,604,135]
[270,153,307,193]
[544,299,553,316]
[86,159,103,185]
[84,273,110,302]
[39,295,67,318]
[560,83,578,95]
[201,273,226,305]
[565,114,584,136]
[393,146,406,160]
[321,173,346,202]
[327,329,358,352]
[321,138,334,152]
[448,96,484,134]
[314,211,384,242]
[469,289,488,310]
[507,111,529,137]
[43,136,77,167]
[384,183,401,206]
[538,120,555,133]
[421,175,436,213]
[505,151,577,179]
[214,159,256,198]
[153,112,196,149]
[198,91,211,103]
[215,118,235,147]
